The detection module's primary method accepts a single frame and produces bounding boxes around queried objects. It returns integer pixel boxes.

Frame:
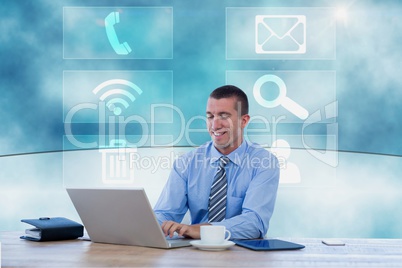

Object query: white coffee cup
[200,226,231,244]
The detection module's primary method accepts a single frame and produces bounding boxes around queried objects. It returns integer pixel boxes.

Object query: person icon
[270,139,301,184]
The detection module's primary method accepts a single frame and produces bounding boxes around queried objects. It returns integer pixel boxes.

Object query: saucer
[190,240,235,251]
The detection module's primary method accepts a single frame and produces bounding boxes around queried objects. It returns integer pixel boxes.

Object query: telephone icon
[104,11,132,55]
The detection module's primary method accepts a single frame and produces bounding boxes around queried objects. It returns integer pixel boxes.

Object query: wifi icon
[92,79,143,115]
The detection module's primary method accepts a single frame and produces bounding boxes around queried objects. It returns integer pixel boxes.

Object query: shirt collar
[210,140,247,166]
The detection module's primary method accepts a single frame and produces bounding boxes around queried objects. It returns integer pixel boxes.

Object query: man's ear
[241,114,250,129]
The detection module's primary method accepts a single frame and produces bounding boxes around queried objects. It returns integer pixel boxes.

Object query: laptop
[66,188,192,249]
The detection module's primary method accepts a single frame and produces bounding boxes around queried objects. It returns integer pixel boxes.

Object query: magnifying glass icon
[253,74,309,120]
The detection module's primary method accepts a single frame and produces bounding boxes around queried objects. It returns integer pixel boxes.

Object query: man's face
[206,97,250,155]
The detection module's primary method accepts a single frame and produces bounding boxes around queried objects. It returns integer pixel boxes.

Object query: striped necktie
[208,156,230,223]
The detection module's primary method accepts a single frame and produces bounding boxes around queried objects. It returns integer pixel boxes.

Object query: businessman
[154,85,280,239]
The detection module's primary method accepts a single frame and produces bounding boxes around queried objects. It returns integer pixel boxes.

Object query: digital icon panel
[227,70,338,185]
[63,7,173,59]
[226,71,335,123]
[226,7,336,59]
[63,70,174,150]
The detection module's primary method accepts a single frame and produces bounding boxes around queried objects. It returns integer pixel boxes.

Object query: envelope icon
[255,15,306,54]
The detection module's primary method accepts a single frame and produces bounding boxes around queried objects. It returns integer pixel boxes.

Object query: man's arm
[154,158,189,225]
[155,156,210,239]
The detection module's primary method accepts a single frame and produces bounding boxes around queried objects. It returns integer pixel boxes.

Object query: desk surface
[2,232,402,267]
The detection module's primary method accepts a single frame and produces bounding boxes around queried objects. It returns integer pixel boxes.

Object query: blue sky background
[1,0,402,156]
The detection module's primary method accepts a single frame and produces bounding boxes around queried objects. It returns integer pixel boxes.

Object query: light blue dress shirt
[154,140,280,239]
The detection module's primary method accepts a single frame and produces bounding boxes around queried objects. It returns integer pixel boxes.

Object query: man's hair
[209,85,249,115]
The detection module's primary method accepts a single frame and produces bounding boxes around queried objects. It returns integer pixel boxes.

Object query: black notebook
[20,217,84,242]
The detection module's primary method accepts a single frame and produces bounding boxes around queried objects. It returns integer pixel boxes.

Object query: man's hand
[161,221,210,239]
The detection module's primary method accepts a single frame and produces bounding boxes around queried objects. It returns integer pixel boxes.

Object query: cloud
[336,2,402,155]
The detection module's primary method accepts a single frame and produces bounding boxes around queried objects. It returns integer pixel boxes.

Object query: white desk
[2,232,402,267]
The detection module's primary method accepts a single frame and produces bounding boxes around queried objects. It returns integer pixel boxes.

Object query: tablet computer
[233,239,305,251]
